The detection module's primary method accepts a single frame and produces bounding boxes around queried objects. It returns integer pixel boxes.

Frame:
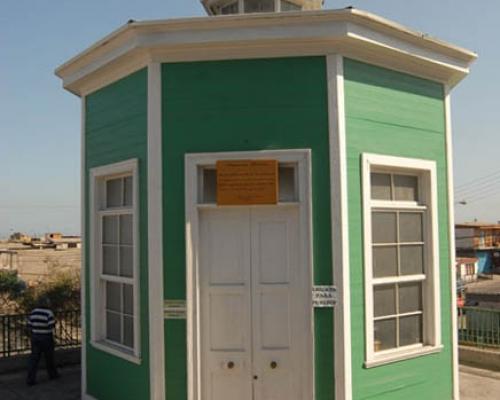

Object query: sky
[0,0,498,238]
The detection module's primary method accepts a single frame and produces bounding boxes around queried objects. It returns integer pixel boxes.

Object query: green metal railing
[0,310,81,358]
[458,306,500,348]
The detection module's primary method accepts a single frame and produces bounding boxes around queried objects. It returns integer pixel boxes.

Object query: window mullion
[390,173,395,201]
[117,215,122,278]
[99,208,133,217]
[373,275,426,285]
[120,284,124,345]
[118,206,123,346]
[396,284,400,348]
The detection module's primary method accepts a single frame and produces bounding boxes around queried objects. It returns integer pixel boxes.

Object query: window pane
[123,284,134,316]
[373,246,398,278]
[203,169,216,204]
[124,176,133,207]
[399,212,423,243]
[106,311,121,343]
[374,284,396,317]
[400,245,424,275]
[281,0,301,11]
[123,316,134,348]
[106,178,123,208]
[371,173,391,200]
[103,245,119,275]
[279,166,297,202]
[221,2,238,14]
[399,315,423,346]
[394,175,418,201]
[103,216,119,245]
[399,282,423,314]
[106,282,121,313]
[120,214,133,245]
[374,319,397,351]
[372,212,397,243]
[244,0,275,13]
[120,246,134,278]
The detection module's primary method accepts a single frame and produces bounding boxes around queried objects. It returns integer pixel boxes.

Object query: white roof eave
[55,8,477,96]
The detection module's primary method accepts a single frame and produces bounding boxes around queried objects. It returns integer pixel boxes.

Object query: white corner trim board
[81,95,88,399]
[147,63,166,400]
[326,54,352,400]
[444,86,460,400]
[55,9,476,96]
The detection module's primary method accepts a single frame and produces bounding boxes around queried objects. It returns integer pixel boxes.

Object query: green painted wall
[162,57,334,400]
[85,69,150,400]
[344,59,453,400]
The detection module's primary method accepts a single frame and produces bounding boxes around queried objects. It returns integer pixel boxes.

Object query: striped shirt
[27,308,55,335]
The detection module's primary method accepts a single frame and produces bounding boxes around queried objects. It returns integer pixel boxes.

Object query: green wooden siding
[162,57,334,400]
[344,59,453,400]
[85,69,150,400]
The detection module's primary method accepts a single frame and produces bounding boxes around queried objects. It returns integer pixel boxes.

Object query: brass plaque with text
[216,160,278,205]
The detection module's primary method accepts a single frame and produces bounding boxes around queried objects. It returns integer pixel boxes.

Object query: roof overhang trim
[55,9,477,96]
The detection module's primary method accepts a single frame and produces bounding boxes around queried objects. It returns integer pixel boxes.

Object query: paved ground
[0,364,498,399]
[460,365,500,400]
[0,365,80,400]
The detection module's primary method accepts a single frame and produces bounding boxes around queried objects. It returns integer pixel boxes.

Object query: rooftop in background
[466,276,500,295]
[456,223,500,230]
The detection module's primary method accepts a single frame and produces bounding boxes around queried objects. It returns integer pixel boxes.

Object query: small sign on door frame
[312,286,337,308]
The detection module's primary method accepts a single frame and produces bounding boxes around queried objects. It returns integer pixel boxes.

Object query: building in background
[56,3,476,400]
[456,257,479,283]
[456,223,500,274]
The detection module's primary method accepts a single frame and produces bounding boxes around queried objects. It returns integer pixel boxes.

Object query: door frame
[185,149,314,400]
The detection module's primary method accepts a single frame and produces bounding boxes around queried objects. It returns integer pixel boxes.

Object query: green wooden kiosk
[56,2,476,399]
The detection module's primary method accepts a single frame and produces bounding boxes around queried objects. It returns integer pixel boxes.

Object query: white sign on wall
[312,286,337,308]
[164,299,187,319]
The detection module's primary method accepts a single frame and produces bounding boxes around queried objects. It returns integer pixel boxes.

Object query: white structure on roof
[201,0,323,15]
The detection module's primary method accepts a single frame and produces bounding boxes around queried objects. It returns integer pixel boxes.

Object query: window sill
[91,340,141,365]
[364,345,443,368]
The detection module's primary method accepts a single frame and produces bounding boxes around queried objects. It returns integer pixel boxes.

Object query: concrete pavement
[0,364,498,399]
[460,365,500,400]
[0,364,80,400]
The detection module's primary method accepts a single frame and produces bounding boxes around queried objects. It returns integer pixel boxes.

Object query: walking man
[26,297,60,386]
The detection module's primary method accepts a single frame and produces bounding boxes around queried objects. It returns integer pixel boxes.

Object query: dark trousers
[27,334,59,384]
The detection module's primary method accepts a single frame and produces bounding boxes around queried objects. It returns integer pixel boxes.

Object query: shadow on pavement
[0,365,80,400]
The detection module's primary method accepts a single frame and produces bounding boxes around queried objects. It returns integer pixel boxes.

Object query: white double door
[199,206,312,400]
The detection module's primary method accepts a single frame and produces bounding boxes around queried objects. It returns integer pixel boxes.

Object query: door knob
[227,361,235,369]
[270,361,278,369]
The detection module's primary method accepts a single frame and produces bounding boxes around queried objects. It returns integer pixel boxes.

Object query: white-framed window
[216,0,301,14]
[244,0,275,13]
[362,153,442,368]
[90,159,141,364]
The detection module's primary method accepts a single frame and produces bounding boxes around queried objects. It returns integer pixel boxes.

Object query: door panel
[200,208,253,400]
[258,221,290,284]
[199,206,311,400]
[251,207,309,400]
